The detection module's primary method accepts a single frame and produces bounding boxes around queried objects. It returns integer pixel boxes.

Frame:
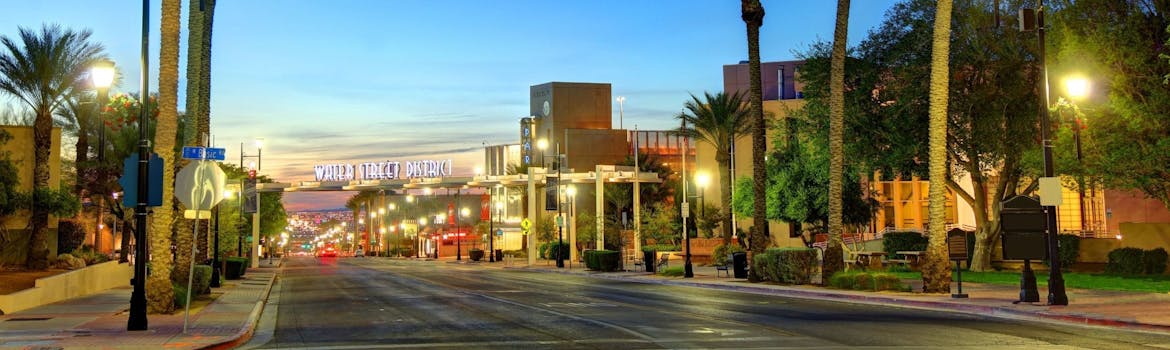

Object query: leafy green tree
[0,24,104,269]
[1049,1,1170,210]
[730,119,876,237]
[642,202,680,246]
[800,0,1040,272]
[740,0,768,282]
[676,91,749,246]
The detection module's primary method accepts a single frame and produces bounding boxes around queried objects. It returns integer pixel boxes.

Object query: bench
[715,259,730,277]
[894,251,925,269]
[655,254,670,270]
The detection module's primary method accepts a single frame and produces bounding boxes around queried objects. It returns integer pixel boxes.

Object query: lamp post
[492,198,503,262]
[389,202,398,257]
[1064,76,1091,234]
[128,0,152,331]
[696,171,710,230]
[90,59,114,254]
[459,207,470,261]
[212,188,234,288]
[537,138,548,168]
[1021,3,1068,305]
[419,216,428,258]
[681,119,693,278]
[566,185,577,267]
[616,96,626,130]
[241,138,263,268]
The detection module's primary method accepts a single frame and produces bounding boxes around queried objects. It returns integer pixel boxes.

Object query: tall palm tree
[186,0,216,261]
[0,25,103,269]
[825,0,852,283]
[676,91,748,246]
[740,0,767,282]
[922,0,954,293]
[148,0,181,314]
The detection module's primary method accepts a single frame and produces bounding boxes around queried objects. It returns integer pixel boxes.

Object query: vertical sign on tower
[520,117,534,165]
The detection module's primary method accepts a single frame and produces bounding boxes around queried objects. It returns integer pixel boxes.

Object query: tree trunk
[148,0,181,314]
[969,224,998,271]
[119,216,131,263]
[741,0,767,282]
[717,151,733,246]
[74,121,89,196]
[921,0,954,294]
[825,0,851,283]
[27,107,53,269]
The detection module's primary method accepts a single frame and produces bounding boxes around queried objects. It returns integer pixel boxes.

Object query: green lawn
[887,270,1170,293]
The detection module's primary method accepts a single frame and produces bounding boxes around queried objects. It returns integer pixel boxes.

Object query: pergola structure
[257,165,661,266]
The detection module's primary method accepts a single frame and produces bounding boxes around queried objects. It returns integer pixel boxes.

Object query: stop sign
[175,160,227,210]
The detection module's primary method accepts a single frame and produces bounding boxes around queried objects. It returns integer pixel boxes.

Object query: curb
[199,269,278,350]
[518,266,1170,334]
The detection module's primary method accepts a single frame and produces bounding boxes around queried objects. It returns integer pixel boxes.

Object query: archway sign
[256,164,661,267]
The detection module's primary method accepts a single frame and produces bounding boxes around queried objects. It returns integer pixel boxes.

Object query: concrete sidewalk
[494,258,1170,334]
[0,259,280,350]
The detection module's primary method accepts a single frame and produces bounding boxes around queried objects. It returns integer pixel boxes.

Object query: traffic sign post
[174,158,227,334]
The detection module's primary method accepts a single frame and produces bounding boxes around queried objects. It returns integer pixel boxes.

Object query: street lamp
[616,96,626,130]
[459,207,470,261]
[565,185,577,267]
[492,199,503,262]
[1021,4,1068,305]
[1063,75,1092,234]
[537,138,549,167]
[128,1,152,331]
[89,59,115,255]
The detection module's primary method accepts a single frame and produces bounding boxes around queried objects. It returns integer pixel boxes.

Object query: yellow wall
[1076,224,1170,264]
[694,99,804,247]
[0,261,132,314]
[0,126,62,230]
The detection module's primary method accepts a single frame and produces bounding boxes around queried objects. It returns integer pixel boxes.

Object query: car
[354,247,364,257]
[319,247,338,257]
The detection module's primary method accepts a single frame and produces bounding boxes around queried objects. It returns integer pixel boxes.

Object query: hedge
[642,244,680,253]
[1051,234,1081,270]
[584,250,620,271]
[828,271,905,291]
[713,244,745,265]
[538,242,569,260]
[225,257,249,280]
[192,265,213,295]
[1104,247,1168,275]
[882,231,928,258]
[750,247,817,285]
[173,282,190,308]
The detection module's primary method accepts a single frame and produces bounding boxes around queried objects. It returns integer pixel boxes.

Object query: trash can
[494,249,503,262]
[644,250,656,273]
[732,252,748,278]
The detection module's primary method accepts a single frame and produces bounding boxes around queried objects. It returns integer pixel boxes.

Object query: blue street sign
[204,147,226,161]
[119,153,165,207]
[181,146,204,160]
[496,229,504,236]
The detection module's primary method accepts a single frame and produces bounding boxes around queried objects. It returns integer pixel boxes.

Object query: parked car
[354,247,364,257]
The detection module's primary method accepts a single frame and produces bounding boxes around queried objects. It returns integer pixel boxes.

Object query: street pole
[489,187,495,262]
[1025,3,1068,305]
[128,0,151,331]
[682,119,693,278]
[210,204,220,288]
[556,145,564,268]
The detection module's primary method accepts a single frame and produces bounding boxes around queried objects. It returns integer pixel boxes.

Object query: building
[0,126,64,265]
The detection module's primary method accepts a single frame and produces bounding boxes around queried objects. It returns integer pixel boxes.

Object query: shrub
[1105,248,1145,275]
[56,219,86,254]
[71,245,111,266]
[1052,234,1081,270]
[882,231,928,257]
[713,244,745,265]
[225,257,248,280]
[192,265,213,295]
[828,271,905,291]
[584,250,620,271]
[750,248,817,284]
[658,266,685,277]
[503,249,526,259]
[55,253,85,269]
[1143,248,1168,275]
[173,282,190,308]
[642,244,680,253]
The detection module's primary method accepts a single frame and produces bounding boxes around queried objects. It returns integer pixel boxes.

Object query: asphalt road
[251,257,1170,349]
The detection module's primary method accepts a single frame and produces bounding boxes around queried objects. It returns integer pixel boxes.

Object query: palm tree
[186,0,216,145]
[676,91,749,246]
[826,0,852,283]
[147,0,181,314]
[922,0,954,293]
[740,0,767,281]
[0,25,103,269]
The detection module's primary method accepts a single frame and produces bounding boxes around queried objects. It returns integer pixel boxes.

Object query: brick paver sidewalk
[0,265,277,350]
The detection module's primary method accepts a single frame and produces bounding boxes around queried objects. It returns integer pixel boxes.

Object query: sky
[1,0,901,212]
